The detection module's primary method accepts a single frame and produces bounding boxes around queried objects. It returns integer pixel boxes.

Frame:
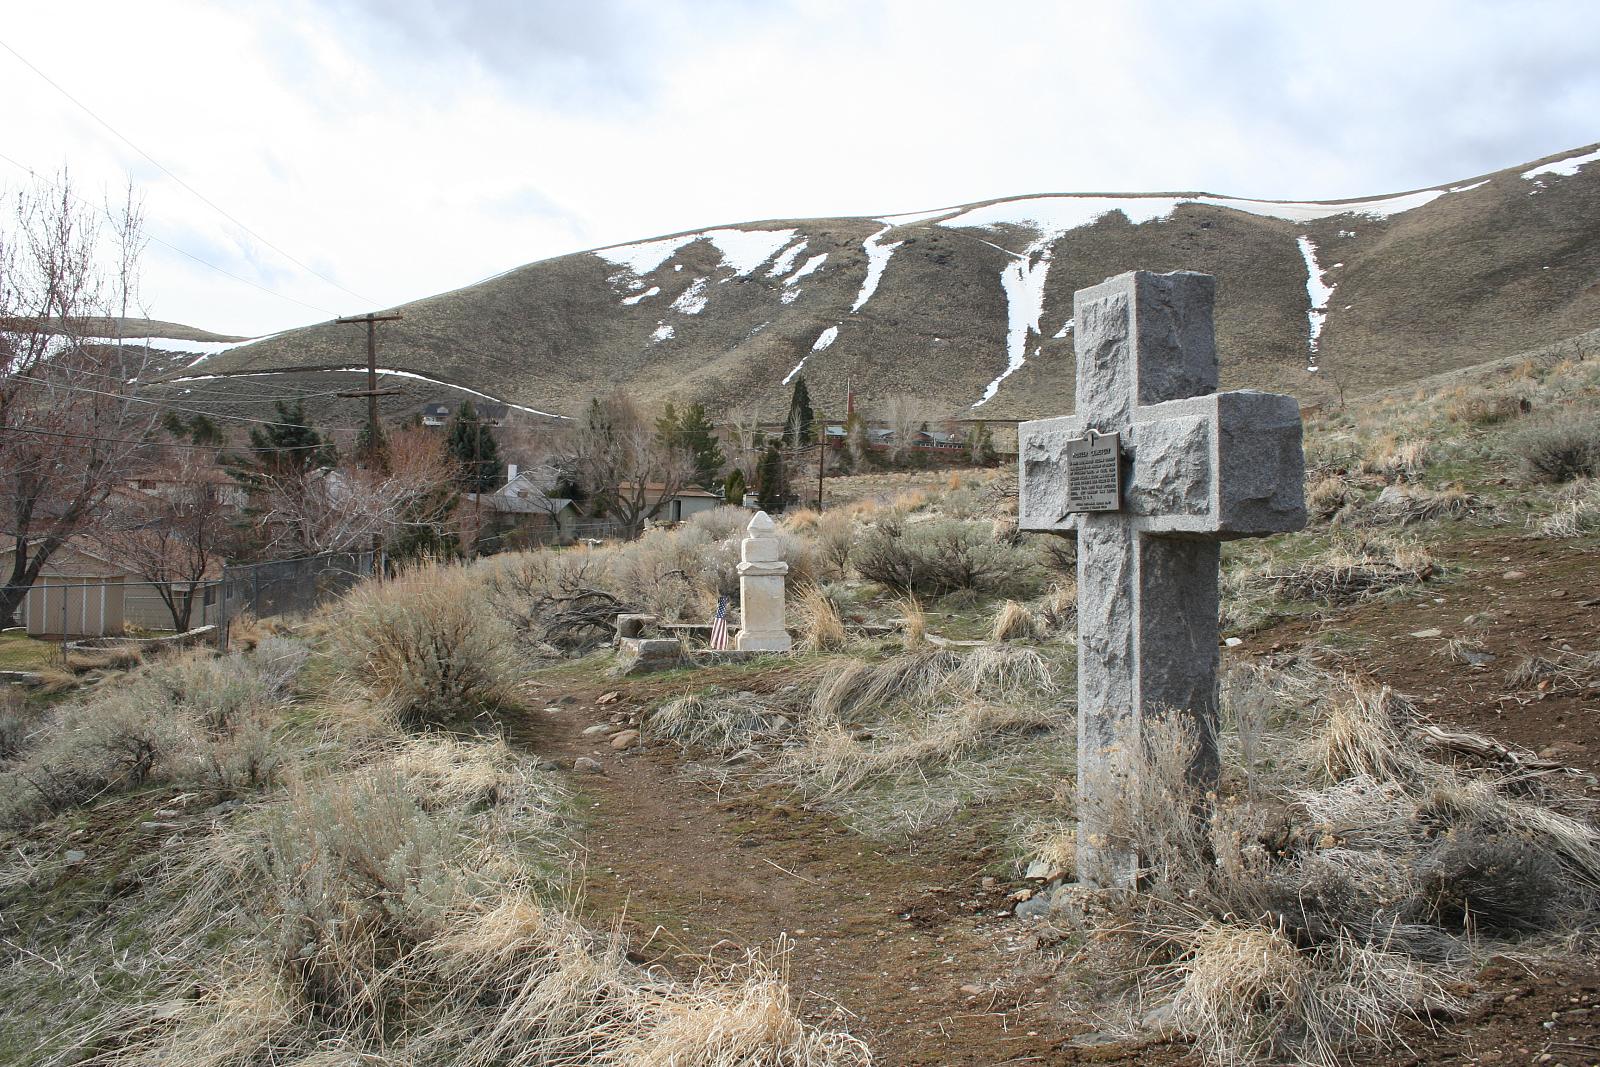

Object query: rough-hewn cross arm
[1018,390,1305,537]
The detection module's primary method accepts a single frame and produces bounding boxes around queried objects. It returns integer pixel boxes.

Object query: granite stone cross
[1018,270,1306,889]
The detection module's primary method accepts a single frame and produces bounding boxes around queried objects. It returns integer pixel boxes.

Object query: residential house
[420,401,509,428]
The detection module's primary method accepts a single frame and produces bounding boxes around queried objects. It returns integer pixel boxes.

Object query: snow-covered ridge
[1522,147,1600,181]
[934,185,1463,236]
[171,367,566,419]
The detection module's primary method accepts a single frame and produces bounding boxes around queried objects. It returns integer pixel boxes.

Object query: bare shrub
[1511,416,1600,483]
[1260,537,1436,602]
[329,565,516,727]
[855,519,1041,598]
[689,504,753,543]
[812,510,855,579]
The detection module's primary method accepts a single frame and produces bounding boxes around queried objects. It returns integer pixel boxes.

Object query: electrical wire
[6,372,367,433]
[0,150,340,317]
[0,37,375,307]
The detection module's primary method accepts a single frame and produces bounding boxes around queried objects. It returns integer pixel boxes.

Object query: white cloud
[2,0,1596,336]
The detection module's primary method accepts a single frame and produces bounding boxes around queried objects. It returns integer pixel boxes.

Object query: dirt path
[503,676,1076,1066]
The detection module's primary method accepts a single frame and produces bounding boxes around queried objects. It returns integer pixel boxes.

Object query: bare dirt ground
[499,531,1600,1067]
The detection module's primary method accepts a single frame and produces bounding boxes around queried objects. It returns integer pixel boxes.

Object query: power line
[0,37,375,307]
[0,422,345,453]
[0,150,341,317]
[8,372,368,433]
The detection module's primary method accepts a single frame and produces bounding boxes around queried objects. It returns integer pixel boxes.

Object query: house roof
[618,482,721,499]
[466,493,575,515]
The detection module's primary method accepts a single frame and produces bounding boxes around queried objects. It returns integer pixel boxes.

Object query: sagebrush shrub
[330,565,516,727]
[1512,416,1600,483]
[0,644,303,826]
[854,519,1042,597]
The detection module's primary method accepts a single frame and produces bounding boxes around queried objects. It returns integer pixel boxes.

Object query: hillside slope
[166,143,1600,422]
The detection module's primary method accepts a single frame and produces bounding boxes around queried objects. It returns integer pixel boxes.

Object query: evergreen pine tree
[445,402,503,493]
[756,440,784,511]
[228,400,335,486]
[723,467,746,505]
[676,402,725,484]
[655,402,681,449]
[355,419,389,471]
[785,377,815,447]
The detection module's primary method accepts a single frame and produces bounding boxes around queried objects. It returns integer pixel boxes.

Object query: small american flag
[709,595,731,650]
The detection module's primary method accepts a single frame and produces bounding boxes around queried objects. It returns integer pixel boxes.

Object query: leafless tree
[0,173,157,627]
[885,394,924,462]
[92,455,234,630]
[250,426,461,557]
[721,402,764,483]
[559,390,692,539]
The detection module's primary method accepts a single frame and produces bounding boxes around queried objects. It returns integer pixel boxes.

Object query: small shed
[6,544,128,639]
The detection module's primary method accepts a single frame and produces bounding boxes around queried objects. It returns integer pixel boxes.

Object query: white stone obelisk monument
[735,511,792,652]
[1019,270,1306,888]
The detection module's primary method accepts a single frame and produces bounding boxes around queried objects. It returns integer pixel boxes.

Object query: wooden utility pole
[336,310,403,575]
[336,311,404,471]
[816,438,825,511]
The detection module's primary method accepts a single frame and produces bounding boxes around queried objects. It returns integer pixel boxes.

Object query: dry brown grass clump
[1359,435,1429,482]
[648,690,793,753]
[990,599,1044,642]
[794,584,848,652]
[1534,477,1600,538]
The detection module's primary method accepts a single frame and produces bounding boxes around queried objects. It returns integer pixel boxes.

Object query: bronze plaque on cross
[1064,430,1121,513]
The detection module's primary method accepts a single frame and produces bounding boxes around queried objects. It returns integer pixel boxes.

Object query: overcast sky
[4,0,1597,336]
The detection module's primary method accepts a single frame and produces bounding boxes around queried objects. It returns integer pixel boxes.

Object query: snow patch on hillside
[1053,319,1074,338]
[851,226,903,313]
[787,253,827,285]
[594,235,694,275]
[172,367,565,418]
[975,242,1052,407]
[782,325,841,385]
[703,228,798,276]
[672,277,710,315]
[1522,147,1600,181]
[767,240,808,278]
[1297,235,1336,359]
[650,321,674,343]
[780,289,802,305]
[622,286,660,306]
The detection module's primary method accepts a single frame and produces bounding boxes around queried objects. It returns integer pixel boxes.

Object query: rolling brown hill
[154,142,1600,425]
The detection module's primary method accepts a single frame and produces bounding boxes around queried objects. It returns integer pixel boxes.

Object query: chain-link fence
[218,551,377,651]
